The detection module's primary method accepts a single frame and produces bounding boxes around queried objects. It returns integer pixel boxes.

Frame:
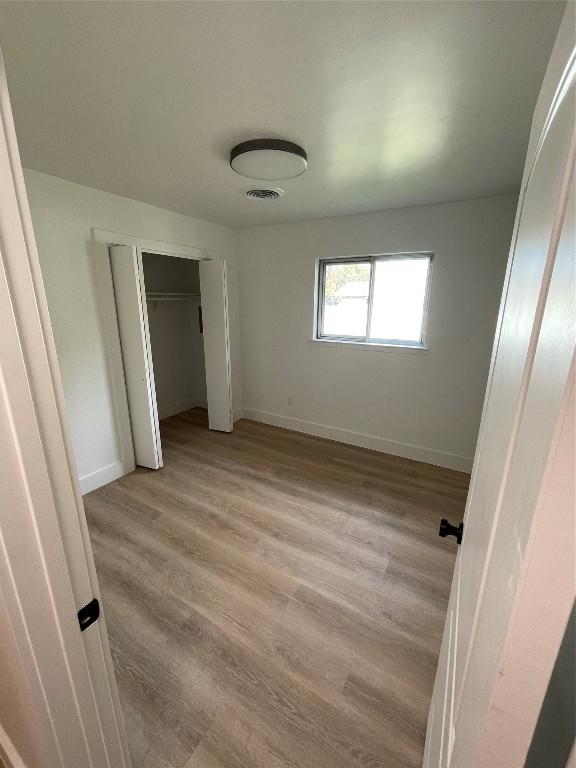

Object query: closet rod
[146,292,200,302]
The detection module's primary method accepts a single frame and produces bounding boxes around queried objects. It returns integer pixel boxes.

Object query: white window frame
[314,252,433,349]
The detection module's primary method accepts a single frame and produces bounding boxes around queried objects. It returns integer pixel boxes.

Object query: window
[316,253,432,346]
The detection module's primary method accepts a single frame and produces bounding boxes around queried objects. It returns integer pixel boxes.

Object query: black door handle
[439,518,464,545]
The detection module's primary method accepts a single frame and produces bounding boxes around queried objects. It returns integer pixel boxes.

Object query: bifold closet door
[109,244,163,469]
[199,258,233,432]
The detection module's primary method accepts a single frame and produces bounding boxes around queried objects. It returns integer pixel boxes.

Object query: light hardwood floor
[84,409,468,768]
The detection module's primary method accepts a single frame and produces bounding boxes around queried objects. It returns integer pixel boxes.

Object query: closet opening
[109,243,233,473]
[143,252,208,424]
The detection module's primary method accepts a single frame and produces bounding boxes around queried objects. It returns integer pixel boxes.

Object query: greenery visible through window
[316,254,432,345]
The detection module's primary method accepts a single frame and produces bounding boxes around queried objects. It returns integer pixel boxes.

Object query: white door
[199,258,233,432]
[424,18,575,767]
[0,46,128,767]
[110,244,163,469]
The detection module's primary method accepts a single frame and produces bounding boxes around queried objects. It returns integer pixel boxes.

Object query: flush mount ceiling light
[230,139,307,180]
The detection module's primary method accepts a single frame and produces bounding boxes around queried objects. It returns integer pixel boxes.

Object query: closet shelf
[146,292,201,302]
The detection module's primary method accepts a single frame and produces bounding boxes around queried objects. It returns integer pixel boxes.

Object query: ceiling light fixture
[230,138,307,180]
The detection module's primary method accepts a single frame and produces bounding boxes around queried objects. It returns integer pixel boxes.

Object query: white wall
[238,195,517,471]
[25,167,515,485]
[143,253,207,419]
[147,300,207,418]
[24,170,242,492]
[142,249,200,293]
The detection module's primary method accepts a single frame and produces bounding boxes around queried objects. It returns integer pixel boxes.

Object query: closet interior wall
[142,253,207,420]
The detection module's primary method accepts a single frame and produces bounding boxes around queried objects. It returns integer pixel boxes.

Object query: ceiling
[0,1,564,228]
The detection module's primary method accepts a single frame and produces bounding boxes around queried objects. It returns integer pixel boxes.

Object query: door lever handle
[439,518,464,545]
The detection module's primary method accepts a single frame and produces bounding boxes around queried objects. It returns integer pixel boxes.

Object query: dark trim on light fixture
[230,138,307,164]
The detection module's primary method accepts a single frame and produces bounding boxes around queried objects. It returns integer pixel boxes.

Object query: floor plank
[84,408,468,768]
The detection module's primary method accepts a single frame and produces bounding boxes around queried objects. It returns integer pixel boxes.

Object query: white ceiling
[0,1,564,228]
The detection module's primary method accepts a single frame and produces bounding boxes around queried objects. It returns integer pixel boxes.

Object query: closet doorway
[110,244,232,470]
[144,252,206,419]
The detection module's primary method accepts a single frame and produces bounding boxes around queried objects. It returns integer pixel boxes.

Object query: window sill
[309,338,429,354]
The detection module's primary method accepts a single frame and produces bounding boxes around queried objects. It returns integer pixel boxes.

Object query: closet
[142,252,207,421]
[109,243,232,472]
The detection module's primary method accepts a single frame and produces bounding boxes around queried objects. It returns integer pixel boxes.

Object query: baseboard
[79,459,135,495]
[233,407,244,423]
[158,399,197,421]
[242,408,473,472]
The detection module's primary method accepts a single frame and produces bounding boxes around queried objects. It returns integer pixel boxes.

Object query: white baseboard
[79,459,135,495]
[233,407,244,423]
[242,408,473,472]
[158,399,197,421]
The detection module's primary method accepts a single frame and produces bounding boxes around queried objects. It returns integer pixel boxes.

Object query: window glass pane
[369,258,429,342]
[322,261,370,337]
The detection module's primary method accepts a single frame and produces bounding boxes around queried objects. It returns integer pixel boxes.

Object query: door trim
[92,227,214,261]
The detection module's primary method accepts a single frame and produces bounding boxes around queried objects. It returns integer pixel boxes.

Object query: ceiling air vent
[241,187,285,201]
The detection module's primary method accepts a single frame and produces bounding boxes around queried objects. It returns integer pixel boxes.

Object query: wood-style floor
[84,409,469,768]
